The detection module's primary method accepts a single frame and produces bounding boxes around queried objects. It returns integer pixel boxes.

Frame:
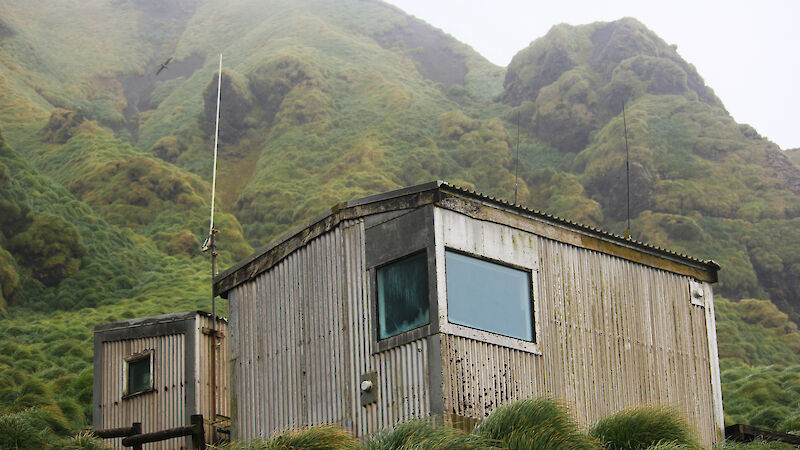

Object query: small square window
[124,351,153,397]
[376,252,430,339]
[445,250,534,342]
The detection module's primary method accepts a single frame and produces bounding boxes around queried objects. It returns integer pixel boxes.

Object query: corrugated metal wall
[227,205,718,444]
[196,315,230,443]
[343,219,431,435]
[440,237,716,445]
[96,315,229,449]
[228,219,430,440]
[98,334,187,449]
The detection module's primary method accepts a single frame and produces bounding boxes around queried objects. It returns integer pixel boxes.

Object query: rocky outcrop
[0,18,13,39]
[39,109,85,144]
[373,16,468,89]
[766,148,800,196]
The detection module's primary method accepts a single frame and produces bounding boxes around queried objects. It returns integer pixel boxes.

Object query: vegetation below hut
[2,398,794,449]
[0,0,798,440]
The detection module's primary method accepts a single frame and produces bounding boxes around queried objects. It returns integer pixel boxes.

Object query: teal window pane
[377,252,429,339]
[445,250,533,341]
[128,356,151,394]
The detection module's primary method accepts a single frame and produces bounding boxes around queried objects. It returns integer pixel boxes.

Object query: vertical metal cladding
[98,334,186,449]
[228,219,430,440]
[95,314,228,449]
[440,237,716,445]
[196,315,231,443]
[219,186,720,446]
[343,220,430,434]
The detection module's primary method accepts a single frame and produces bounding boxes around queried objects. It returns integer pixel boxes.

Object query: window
[376,252,430,339]
[124,350,153,397]
[445,250,534,342]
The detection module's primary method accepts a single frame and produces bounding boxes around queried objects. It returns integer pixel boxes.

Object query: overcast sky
[386,0,799,150]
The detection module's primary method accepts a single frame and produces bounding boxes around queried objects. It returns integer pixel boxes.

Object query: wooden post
[191,414,206,450]
[131,422,142,450]
[120,415,204,449]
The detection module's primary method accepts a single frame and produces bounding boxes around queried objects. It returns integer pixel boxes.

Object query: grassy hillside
[0,0,798,437]
[0,127,216,427]
[497,18,800,322]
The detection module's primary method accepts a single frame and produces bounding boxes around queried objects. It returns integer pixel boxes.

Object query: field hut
[92,311,229,449]
[213,181,724,445]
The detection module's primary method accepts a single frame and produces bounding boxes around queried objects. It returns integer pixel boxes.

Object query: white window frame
[434,208,541,354]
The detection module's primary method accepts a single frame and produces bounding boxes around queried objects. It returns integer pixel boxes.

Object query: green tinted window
[377,252,429,339]
[127,356,151,395]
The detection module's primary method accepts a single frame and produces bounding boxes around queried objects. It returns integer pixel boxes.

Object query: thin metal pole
[622,101,631,239]
[514,111,520,204]
[208,53,222,447]
[209,54,222,241]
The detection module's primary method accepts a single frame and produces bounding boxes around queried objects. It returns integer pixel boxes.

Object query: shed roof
[214,181,719,296]
[94,310,227,333]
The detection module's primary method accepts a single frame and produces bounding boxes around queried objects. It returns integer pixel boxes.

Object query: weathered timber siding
[98,334,187,449]
[440,231,716,445]
[228,219,430,440]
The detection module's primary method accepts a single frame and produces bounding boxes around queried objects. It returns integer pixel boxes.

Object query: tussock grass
[365,419,501,449]
[714,439,794,449]
[0,407,70,449]
[472,397,597,449]
[589,406,700,450]
[222,425,360,450]
[644,441,694,450]
[63,432,113,449]
[0,410,48,450]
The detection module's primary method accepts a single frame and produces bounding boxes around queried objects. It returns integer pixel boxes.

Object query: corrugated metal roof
[436,181,719,270]
[94,310,228,333]
[214,181,719,295]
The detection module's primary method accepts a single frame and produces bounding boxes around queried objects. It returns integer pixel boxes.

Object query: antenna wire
[622,101,631,239]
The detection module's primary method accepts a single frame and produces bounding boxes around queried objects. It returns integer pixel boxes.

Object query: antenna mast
[201,53,223,446]
[514,111,520,204]
[622,101,631,239]
[207,54,222,277]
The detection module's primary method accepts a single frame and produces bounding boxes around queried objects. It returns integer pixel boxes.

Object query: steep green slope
[715,297,800,432]
[131,0,511,243]
[496,18,800,432]
[787,148,800,166]
[0,127,222,429]
[0,0,798,436]
[499,18,800,323]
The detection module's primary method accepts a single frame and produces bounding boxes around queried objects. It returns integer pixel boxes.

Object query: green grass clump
[366,419,501,449]
[63,432,112,450]
[644,442,695,450]
[589,406,700,450]
[222,425,360,449]
[714,439,794,449]
[721,363,800,433]
[472,397,596,449]
[0,406,71,449]
[0,410,49,450]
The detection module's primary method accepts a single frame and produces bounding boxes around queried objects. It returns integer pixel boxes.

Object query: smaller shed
[93,311,229,449]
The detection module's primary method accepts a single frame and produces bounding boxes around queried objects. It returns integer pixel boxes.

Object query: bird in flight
[156,57,173,76]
